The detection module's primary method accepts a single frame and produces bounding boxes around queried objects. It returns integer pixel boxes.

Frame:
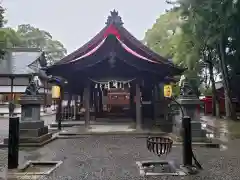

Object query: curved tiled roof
[47,10,184,77]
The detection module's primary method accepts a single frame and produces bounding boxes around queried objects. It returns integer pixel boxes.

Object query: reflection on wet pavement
[201,115,240,143]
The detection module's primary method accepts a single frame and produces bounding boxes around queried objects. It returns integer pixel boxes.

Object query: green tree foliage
[17,24,67,65]
[0,5,23,58]
[145,0,240,119]
[144,9,202,96]
[175,0,239,119]
[0,4,67,65]
[0,5,5,28]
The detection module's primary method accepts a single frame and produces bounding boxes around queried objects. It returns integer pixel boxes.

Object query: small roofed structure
[0,48,52,116]
[45,10,184,129]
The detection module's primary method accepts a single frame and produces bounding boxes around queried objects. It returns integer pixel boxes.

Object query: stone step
[20,126,48,137]
[4,132,53,144]
[20,121,44,129]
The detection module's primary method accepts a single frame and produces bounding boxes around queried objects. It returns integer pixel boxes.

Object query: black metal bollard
[56,98,62,130]
[182,116,192,166]
[8,117,19,169]
[58,116,62,130]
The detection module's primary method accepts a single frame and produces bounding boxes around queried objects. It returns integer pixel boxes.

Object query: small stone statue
[25,79,40,95]
[179,75,195,96]
[180,81,195,96]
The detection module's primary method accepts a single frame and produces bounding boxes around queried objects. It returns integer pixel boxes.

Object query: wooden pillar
[90,83,94,109]
[80,89,84,105]
[46,82,49,105]
[98,84,103,113]
[129,82,136,120]
[84,81,90,128]
[73,95,77,120]
[43,81,46,107]
[152,84,158,122]
[136,81,142,130]
[93,86,98,118]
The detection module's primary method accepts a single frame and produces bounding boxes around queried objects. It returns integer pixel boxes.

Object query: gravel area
[1,136,240,179]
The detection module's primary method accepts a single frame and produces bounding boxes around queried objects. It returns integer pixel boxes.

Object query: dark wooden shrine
[45,10,183,129]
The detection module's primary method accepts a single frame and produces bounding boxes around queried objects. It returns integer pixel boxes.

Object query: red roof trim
[68,34,163,65]
[117,26,175,66]
[116,37,161,64]
[54,26,108,65]
[70,37,107,63]
[103,24,121,39]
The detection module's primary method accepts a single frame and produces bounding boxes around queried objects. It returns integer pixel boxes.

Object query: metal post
[182,116,192,166]
[10,76,14,101]
[9,76,15,117]
[43,81,46,108]
[57,86,64,130]
[8,117,19,169]
[57,98,62,130]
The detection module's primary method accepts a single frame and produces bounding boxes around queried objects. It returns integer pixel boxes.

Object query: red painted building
[202,81,240,114]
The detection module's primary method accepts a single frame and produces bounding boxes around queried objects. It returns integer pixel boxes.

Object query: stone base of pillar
[136,124,141,131]
[3,95,54,147]
[172,119,207,142]
[4,120,53,146]
[171,96,208,142]
[85,123,90,129]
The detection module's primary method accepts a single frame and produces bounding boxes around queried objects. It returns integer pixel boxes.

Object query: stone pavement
[0,136,240,179]
[201,115,240,140]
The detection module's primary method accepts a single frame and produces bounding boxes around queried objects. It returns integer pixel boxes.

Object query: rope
[88,77,136,84]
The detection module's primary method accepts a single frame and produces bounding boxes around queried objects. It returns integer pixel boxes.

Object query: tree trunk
[218,37,237,120]
[208,59,217,116]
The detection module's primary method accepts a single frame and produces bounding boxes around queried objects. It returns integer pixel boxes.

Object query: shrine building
[45,10,184,130]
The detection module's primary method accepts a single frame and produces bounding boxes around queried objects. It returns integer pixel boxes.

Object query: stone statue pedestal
[4,95,53,146]
[172,95,207,142]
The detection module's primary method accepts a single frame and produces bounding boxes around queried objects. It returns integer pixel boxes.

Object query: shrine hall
[45,10,184,130]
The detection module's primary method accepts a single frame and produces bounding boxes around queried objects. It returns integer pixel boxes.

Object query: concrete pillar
[136,82,142,130]
[84,81,90,128]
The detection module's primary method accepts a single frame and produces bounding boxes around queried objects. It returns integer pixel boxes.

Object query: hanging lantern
[164,84,172,98]
[52,86,61,99]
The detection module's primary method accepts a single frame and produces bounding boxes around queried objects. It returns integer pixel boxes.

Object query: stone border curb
[7,161,63,176]
[56,134,221,148]
[0,134,58,149]
[0,113,56,120]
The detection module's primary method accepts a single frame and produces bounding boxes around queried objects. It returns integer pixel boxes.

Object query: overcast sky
[2,0,170,53]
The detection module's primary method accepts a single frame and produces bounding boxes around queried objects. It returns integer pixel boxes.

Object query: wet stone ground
[0,136,240,180]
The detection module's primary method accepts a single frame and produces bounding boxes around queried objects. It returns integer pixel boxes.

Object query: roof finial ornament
[106,9,123,26]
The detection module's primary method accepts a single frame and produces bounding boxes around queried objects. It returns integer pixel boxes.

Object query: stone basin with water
[7,161,63,179]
